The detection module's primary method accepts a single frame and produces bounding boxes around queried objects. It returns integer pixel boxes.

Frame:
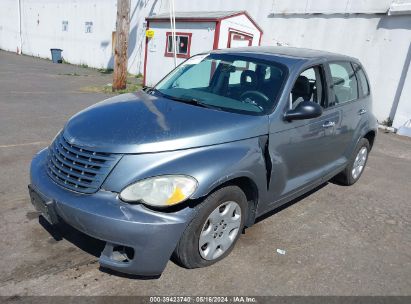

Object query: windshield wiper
[143,87,162,95]
[166,96,222,110]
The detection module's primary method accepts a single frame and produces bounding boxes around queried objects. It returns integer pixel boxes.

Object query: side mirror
[283,100,323,121]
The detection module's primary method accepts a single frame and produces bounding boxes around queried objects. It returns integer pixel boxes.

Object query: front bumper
[29,149,195,276]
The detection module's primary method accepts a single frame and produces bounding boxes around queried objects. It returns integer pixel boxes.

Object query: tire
[334,138,370,186]
[173,185,247,269]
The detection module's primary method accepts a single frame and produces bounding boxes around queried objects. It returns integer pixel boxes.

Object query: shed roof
[146,10,263,33]
[147,11,243,20]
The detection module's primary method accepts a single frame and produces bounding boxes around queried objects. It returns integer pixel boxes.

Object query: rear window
[353,63,370,97]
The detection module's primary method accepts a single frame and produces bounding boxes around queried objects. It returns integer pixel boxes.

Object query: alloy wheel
[198,201,241,260]
[352,147,368,179]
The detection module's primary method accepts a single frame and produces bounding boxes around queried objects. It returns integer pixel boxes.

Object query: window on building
[329,61,359,105]
[85,21,93,33]
[165,32,192,58]
[62,21,68,32]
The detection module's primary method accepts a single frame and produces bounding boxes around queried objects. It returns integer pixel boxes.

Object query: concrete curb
[378,124,396,133]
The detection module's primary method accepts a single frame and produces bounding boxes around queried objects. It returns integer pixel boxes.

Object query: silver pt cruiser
[29,46,377,276]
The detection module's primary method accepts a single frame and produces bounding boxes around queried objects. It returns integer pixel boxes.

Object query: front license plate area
[28,186,58,225]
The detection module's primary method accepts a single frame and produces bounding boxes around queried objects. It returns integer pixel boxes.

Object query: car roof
[211,46,358,63]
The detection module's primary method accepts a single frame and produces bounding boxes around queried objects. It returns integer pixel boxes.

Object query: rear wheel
[173,186,247,269]
[334,138,370,186]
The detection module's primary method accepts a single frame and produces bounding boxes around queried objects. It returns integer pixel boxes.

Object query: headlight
[119,175,198,207]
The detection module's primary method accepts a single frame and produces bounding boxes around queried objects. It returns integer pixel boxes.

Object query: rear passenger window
[329,62,359,105]
[353,63,370,97]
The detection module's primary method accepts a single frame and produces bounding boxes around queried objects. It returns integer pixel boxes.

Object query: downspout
[168,0,177,67]
[172,0,176,66]
[17,0,23,54]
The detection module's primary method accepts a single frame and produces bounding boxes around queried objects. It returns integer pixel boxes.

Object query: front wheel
[334,138,370,186]
[173,186,247,269]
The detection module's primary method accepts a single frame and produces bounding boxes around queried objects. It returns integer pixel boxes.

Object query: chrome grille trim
[46,134,122,193]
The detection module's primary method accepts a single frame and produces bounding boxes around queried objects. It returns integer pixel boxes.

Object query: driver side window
[291,66,325,109]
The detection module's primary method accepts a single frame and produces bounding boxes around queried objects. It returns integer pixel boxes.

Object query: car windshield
[154,53,287,115]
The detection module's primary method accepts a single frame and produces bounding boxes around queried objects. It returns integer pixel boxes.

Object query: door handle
[322,121,335,128]
[358,109,367,115]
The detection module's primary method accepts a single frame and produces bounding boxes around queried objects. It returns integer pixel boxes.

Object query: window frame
[286,64,328,111]
[227,28,253,48]
[325,60,360,109]
[164,32,192,59]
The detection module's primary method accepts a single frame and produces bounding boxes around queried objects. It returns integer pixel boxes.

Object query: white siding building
[0,0,410,129]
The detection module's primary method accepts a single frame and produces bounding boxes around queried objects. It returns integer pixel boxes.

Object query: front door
[267,65,337,207]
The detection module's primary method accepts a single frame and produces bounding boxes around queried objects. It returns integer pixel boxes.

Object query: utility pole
[112,0,130,91]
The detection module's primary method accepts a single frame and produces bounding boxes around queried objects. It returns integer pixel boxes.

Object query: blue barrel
[50,48,63,63]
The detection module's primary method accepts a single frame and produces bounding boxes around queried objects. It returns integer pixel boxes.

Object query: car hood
[63,91,268,154]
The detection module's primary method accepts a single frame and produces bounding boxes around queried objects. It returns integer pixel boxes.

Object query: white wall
[0,0,117,68]
[0,0,20,53]
[392,43,411,129]
[127,0,165,75]
[19,0,117,68]
[145,21,215,86]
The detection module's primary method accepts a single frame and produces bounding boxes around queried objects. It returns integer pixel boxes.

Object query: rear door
[323,61,363,166]
[352,62,373,133]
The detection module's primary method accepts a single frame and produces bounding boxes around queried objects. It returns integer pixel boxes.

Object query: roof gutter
[388,1,411,15]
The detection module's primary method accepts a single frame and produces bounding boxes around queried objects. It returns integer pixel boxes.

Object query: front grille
[47,134,121,194]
